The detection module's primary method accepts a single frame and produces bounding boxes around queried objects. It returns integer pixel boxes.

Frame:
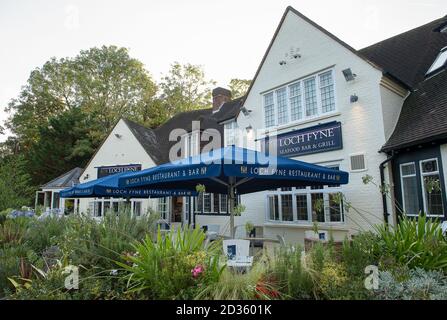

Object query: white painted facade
[230,9,408,243]
[77,119,159,216]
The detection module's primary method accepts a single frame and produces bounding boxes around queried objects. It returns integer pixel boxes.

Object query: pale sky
[1,0,446,142]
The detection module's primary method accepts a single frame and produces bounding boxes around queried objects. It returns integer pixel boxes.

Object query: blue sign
[97,164,142,178]
[266,121,342,158]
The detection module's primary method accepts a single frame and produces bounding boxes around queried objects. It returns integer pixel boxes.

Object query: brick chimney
[212,87,231,113]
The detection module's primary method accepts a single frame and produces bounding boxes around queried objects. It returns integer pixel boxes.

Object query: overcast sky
[1,0,446,142]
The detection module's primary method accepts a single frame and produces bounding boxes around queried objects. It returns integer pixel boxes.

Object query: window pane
[328,194,342,222]
[304,77,318,117]
[95,202,102,217]
[401,163,416,176]
[203,193,211,213]
[427,48,447,74]
[423,175,444,216]
[213,193,219,213]
[276,87,288,125]
[289,82,302,121]
[225,121,238,146]
[104,201,111,214]
[264,93,275,128]
[311,193,324,222]
[319,71,335,113]
[220,194,227,213]
[281,194,293,221]
[133,201,142,217]
[402,176,419,215]
[112,202,119,214]
[269,195,279,221]
[421,160,438,173]
[296,195,308,221]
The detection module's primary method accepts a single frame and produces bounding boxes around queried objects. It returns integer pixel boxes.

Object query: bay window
[266,165,344,224]
[263,69,336,128]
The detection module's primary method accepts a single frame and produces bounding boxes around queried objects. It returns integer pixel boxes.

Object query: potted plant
[245,221,255,238]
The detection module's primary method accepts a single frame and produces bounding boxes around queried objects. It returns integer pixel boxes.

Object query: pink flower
[191,265,204,278]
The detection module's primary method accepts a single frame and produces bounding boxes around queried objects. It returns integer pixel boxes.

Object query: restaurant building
[38,6,447,243]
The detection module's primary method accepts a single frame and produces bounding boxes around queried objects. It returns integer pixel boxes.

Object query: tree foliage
[25,109,96,186]
[5,45,158,147]
[0,155,35,210]
[228,78,251,99]
[159,62,216,119]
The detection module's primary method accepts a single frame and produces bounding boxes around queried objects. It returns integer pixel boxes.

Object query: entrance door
[171,197,183,223]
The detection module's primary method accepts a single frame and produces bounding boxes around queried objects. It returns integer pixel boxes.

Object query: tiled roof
[41,167,83,188]
[382,70,447,152]
[360,14,447,151]
[359,15,447,89]
[124,98,242,164]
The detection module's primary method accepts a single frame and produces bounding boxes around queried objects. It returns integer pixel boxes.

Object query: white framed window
[426,46,447,75]
[133,201,142,217]
[276,87,288,125]
[183,131,199,158]
[157,197,169,220]
[224,121,239,146]
[194,193,234,215]
[400,162,419,216]
[263,69,336,128]
[203,193,212,213]
[220,194,228,213]
[266,165,344,224]
[319,71,336,113]
[289,82,303,121]
[264,92,275,128]
[420,158,444,217]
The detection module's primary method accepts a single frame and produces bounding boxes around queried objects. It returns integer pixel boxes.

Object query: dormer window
[426,46,447,76]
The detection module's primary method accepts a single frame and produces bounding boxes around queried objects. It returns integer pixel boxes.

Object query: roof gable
[242,6,382,105]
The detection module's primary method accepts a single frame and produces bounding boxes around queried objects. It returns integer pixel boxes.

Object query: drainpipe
[379,151,396,224]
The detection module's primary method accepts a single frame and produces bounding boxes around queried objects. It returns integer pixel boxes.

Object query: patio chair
[204,224,220,241]
[222,239,253,271]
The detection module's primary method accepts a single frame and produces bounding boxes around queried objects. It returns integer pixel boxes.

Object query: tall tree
[25,109,96,186]
[0,155,35,210]
[5,45,158,149]
[159,62,216,118]
[228,78,251,99]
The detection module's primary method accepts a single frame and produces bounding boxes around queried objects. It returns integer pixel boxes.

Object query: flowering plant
[191,265,204,279]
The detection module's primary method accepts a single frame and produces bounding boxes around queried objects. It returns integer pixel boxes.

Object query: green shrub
[0,243,35,297]
[375,268,447,300]
[195,262,274,300]
[341,232,379,277]
[11,266,135,300]
[60,211,159,268]
[374,215,447,271]
[0,218,30,245]
[24,217,69,253]
[117,226,223,299]
[0,208,13,225]
[271,246,314,299]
